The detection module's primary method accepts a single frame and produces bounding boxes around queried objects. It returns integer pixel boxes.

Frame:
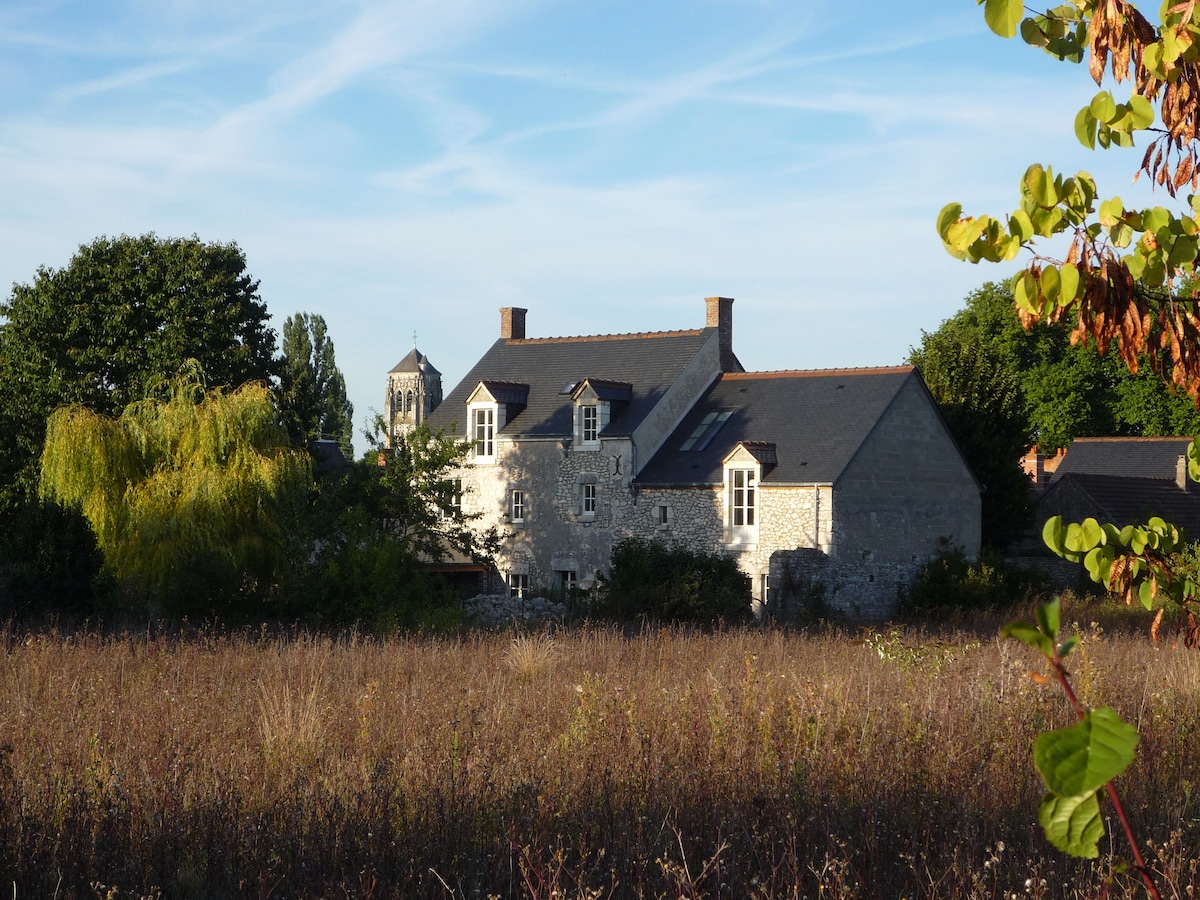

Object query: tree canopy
[942,1,1200,405]
[0,234,279,498]
[278,312,354,457]
[39,369,310,615]
[918,281,1200,452]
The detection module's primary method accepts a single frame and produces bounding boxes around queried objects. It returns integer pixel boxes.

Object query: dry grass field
[2,610,1200,898]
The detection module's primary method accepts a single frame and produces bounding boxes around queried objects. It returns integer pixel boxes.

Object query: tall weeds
[0,622,1197,897]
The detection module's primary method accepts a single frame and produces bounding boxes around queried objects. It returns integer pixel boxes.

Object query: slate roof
[636,367,917,486]
[389,348,441,376]
[425,329,720,438]
[1051,436,1193,483]
[1042,472,1200,536]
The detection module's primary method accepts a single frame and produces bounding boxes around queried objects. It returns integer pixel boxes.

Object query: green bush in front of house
[903,542,1046,612]
[598,537,753,624]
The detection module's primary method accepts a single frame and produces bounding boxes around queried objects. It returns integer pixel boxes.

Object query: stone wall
[832,376,981,566]
[767,548,911,621]
[456,436,637,588]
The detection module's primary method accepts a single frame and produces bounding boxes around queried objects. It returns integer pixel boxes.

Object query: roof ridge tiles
[722,365,915,379]
[1068,436,1194,442]
[507,328,706,345]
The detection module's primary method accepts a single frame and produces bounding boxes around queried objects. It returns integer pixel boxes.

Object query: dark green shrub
[598,537,752,624]
[904,542,1046,612]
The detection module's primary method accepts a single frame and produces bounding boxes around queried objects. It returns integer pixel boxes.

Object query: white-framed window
[731,469,755,527]
[472,406,495,459]
[726,467,758,544]
[581,483,597,518]
[581,404,598,443]
[558,570,577,592]
[508,573,528,599]
[510,489,525,523]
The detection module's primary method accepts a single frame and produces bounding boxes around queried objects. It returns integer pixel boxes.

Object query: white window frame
[470,404,496,461]
[580,483,597,519]
[510,489,525,523]
[558,570,577,592]
[581,404,598,443]
[508,573,528,599]
[727,467,758,543]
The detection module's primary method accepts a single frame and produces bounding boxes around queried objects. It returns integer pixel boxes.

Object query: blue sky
[0,0,1168,445]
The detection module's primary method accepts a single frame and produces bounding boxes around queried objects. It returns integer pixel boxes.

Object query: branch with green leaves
[947,0,1200,400]
[1003,599,1158,896]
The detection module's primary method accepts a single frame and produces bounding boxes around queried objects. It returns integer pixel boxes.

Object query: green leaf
[1139,578,1157,610]
[1009,208,1035,242]
[1001,621,1056,658]
[1128,94,1154,129]
[1021,16,1049,46]
[1043,515,1068,555]
[1039,791,1104,858]
[984,0,1024,37]
[1089,91,1116,122]
[1110,221,1134,248]
[1144,41,1166,78]
[1074,107,1097,148]
[1064,518,1104,553]
[1083,545,1111,583]
[1058,635,1081,658]
[1058,264,1081,305]
[1024,164,1059,207]
[1098,196,1124,227]
[1036,597,1061,640]
[1035,707,1139,797]
[937,203,963,240]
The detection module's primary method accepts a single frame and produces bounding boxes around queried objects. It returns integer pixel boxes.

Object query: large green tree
[278,312,354,457]
[279,420,497,628]
[0,234,280,615]
[920,282,1200,454]
[39,370,310,617]
[0,234,279,496]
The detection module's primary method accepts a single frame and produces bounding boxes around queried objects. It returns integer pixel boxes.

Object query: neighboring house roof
[636,367,917,486]
[426,329,722,438]
[1040,472,1200,536]
[389,348,441,376]
[1050,436,1193,483]
[310,439,351,473]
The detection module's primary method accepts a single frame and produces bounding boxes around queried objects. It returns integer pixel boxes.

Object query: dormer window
[581,405,599,443]
[465,380,528,465]
[472,406,495,459]
[722,441,775,546]
[570,378,631,451]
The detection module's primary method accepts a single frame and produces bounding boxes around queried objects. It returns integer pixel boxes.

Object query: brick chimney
[705,296,735,372]
[500,307,527,340]
[1178,454,1189,492]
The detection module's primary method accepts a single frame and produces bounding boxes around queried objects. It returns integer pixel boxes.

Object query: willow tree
[39,370,310,614]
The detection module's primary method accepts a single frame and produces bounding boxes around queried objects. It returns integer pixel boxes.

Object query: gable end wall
[833,375,981,565]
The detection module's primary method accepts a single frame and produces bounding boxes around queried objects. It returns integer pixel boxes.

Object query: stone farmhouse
[389,298,981,617]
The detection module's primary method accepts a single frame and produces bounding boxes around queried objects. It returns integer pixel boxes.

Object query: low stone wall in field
[463,593,568,628]
[767,548,910,621]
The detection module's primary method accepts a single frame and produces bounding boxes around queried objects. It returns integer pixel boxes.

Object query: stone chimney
[1178,454,1189,492]
[705,296,735,372]
[500,307,527,340]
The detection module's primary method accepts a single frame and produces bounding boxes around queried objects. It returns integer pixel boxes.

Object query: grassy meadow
[3,610,1200,898]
